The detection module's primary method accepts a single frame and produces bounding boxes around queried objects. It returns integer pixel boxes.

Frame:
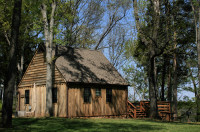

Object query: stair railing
[127,100,137,118]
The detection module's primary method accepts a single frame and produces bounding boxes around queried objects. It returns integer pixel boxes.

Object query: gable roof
[54,46,128,86]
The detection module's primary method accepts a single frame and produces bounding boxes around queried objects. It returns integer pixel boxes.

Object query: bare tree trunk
[2,0,22,128]
[41,1,56,117]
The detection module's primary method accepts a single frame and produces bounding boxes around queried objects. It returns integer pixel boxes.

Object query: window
[96,88,101,96]
[106,88,112,103]
[52,88,57,103]
[84,88,91,103]
[25,90,29,104]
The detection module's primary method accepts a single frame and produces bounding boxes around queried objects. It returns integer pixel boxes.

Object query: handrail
[140,101,146,112]
[127,100,137,118]
[127,100,136,109]
[127,100,171,119]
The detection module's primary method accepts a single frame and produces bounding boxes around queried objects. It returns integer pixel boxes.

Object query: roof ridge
[53,45,101,52]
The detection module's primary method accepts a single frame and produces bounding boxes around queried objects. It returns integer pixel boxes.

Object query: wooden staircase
[127,100,171,120]
[127,100,147,118]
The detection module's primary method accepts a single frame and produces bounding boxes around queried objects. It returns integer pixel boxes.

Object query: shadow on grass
[141,118,200,126]
[1,118,164,132]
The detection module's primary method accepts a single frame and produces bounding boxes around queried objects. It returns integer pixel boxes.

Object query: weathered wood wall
[18,49,66,117]
[18,83,67,117]
[18,49,65,88]
[68,84,127,117]
[53,83,67,117]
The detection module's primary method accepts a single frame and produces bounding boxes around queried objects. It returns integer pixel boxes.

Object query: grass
[0,118,200,132]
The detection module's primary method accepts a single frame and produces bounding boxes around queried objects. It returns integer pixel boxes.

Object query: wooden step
[137,113,146,115]
[129,113,134,118]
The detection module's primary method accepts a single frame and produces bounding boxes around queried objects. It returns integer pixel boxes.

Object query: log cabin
[17,45,129,118]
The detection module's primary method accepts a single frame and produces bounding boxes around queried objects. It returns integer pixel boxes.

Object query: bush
[178,101,197,122]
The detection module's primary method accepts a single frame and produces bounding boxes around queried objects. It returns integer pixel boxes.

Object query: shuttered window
[106,88,112,103]
[96,88,101,96]
[52,88,57,103]
[84,88,91,103]
[25,90,29,104]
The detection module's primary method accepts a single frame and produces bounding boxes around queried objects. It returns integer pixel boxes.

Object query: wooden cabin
[17,46,129,118]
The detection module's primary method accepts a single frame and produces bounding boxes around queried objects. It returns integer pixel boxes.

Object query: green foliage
[1,118,200,131]
[123,64,148,101]
[125,39,148,67]
[178,101,197,122]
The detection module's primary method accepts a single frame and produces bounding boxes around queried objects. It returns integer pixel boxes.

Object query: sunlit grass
[0,118,200,132]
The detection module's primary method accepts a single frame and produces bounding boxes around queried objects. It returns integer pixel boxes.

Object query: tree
[41,0,56,117]
[191,0,200,121]
[2,0,22,127]
[131,0,195,119]
[133,0,164,118]
[123,64,149,101]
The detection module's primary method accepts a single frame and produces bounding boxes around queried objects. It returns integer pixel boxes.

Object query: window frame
[84,87,91,103]
[25,90,30,104]
[52,88,57,103]
[95,88,101,97]
[106,88,112,103]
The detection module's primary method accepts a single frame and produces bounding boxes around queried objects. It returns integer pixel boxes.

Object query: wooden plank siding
[18,83,67,117]
[67,84,127,117]
[17,49,66,117]
[18,50,65,88]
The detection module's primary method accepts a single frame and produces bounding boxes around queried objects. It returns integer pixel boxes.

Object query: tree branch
[3,31,11,46]
[94,11,126,50]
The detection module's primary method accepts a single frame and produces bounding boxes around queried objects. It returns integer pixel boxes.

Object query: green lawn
[0,118,200,132]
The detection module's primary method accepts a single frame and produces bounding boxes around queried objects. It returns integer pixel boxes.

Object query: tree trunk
[149,56,158,118]
[161,0,170,101]
[191,0,200,121]
[167,66,172,102]
[133,0,159,118]
[17,43,24,80]
[41,1,56,117]
[148,0,160,118]
[133,86,136,102]
[172,32,178,120]
[161,55,167,101]
[2,0,22,128]
[197,2,200,121]
[171,0,178,120]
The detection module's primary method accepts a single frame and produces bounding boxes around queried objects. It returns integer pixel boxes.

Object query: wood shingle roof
[54,46,128,85]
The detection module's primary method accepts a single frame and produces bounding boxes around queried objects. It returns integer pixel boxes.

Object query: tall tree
[191,0,200,121]
[2,0,22,127]
[133,0,164,118]
[41,0,56,117]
